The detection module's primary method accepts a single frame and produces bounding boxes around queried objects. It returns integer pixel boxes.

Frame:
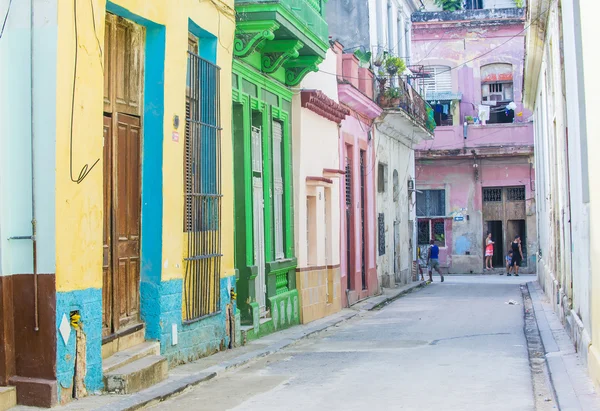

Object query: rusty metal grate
[507,186,526,201]
[183,50,222,321]
[483,187,502,202]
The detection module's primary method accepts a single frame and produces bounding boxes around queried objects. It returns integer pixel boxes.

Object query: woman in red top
[485,232,495,270]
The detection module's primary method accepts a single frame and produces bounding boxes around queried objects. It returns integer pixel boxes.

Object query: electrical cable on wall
[0,0,13,41]
[69,0,100,184]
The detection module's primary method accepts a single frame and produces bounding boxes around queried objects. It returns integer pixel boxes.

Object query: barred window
[483,187,502,202]
[507,186,526,201]
[183,34,222,321]
[416,189,446,217]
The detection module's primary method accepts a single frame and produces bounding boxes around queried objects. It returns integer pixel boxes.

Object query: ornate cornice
[234,21,279,58]
[301,90,350,124]
[284,56,323,86]
[261,40,304,74]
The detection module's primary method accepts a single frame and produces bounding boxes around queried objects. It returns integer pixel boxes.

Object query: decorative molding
[284,56,323,86]
[300,90,350,124]
[306,176,333,186]
[234,21,279,58]
[261,40,304,74]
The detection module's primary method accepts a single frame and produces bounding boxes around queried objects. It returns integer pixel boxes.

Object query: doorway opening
[507,220,527,267]
[486,220,504,268]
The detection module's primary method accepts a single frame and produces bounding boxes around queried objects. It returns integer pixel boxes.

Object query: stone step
[104,355,168,395]
[103,341,161,374]
[0,386,16,411]
[102,326,146,359]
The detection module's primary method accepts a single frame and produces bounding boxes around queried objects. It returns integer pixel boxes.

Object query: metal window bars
[507,186,526,201]
[483,187,502,202]
[183,51,222,322]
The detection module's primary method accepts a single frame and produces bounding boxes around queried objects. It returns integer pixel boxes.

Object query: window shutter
[423,66,452,97]
[272,121,284,260]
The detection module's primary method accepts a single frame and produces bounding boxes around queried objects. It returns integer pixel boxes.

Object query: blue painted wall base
[55,288,103,399]
[143,276,237,366]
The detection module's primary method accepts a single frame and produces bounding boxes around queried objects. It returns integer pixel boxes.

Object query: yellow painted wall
[55,0,236,292]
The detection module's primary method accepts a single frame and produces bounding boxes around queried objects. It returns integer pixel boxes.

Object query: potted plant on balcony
[434,0,463,11]
[380,87,401,108]
[465,115,474,125]
[385,56,406,76]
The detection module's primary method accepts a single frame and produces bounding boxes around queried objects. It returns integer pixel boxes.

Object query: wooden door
[102,12,144,338]
[102,116,113,337]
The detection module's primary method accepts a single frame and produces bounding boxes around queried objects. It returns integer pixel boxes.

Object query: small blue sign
[454,216,464,222]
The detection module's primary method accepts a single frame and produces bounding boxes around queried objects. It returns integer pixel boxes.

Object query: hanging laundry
[434,104,443,113]
[442,104,449,115]
[478,104,490,122]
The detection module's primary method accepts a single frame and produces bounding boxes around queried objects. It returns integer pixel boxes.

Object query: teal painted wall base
[55,288,103,399]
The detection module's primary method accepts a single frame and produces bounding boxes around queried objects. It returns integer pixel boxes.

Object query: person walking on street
[485,232,495,270]
[427,239,444,282]
[503,250,513,276]
[508,235,524,276]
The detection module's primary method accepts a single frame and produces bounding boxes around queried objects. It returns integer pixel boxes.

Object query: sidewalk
[13,281,425,411]
[528,281,600,411]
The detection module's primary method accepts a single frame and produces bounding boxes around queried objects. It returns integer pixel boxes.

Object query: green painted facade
[232,0,329,327]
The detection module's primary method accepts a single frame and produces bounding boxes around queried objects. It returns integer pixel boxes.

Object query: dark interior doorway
[486,220,504,267]
[507,220,527,267]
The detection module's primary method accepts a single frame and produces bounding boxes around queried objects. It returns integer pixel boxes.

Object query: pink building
[332,43,382,305]
[411,7,537,274]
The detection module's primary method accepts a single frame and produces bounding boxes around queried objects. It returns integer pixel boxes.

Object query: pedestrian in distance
[485,232,495,270]
[508,235,524,276]
[502,250,514,276]
[427,239,444,282]
[417,245,427,282]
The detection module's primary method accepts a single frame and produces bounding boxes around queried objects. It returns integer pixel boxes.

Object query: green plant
[354,49,372,67]
[465,115,474,123]
[434,0,463,11]
[384,87,401,99]
[384,56,406,75]
[514,0,524,7]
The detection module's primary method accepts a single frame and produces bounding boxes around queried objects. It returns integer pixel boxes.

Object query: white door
[251,126,267,316]
[252,177,267,315]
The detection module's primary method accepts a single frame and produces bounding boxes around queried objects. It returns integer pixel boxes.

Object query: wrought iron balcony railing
[378,76,436,134]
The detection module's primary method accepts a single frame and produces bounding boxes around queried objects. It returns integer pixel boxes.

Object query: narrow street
[150,276,536,411]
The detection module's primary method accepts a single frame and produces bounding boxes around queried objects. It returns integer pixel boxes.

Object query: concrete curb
[520,283,557,411]
[359,281,427,311]
[527,281,600,411]
[91,311,358,411]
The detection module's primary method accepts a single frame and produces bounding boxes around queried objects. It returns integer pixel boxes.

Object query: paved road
[150,276,536,411]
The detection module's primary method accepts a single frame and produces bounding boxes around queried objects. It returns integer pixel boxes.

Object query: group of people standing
[485,232,524,276]
[416,233,524,282]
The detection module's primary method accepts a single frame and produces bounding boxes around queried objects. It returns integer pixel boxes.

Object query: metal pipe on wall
[30,0,39,332]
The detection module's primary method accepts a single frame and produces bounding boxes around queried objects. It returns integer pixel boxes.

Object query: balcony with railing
[375,75,436,145]
[234,0,330,86]
[234,0,329,56]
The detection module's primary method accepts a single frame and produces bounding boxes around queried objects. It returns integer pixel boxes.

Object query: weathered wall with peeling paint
[416,157,536,273]
[412,8,536,274]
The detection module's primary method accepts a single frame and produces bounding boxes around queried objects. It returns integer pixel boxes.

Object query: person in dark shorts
[427,239,444,282]
[509,235,524,276]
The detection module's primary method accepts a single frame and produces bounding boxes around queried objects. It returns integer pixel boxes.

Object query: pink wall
[412,18,532,123]
[416,123,534,151]
[416,158,535,267]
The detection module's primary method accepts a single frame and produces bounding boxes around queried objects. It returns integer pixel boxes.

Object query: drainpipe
[6,0,38,333]
[30,0,39,332]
